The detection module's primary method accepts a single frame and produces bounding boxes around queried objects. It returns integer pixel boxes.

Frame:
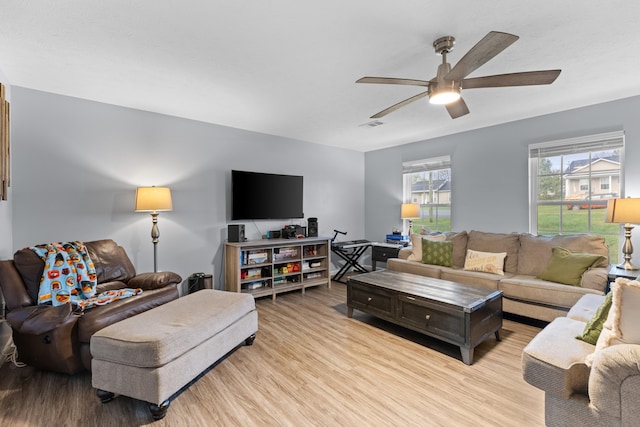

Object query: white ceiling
[2,1,640,152]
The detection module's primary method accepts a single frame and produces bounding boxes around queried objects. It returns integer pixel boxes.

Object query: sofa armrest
[581,267,608,293]
[588,344,640,421]
[7,304,78,335]
[398,248,412,260]
[6,304,83,374]
[127,271,182,290]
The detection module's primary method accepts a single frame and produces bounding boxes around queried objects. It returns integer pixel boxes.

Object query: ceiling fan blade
[356,77,430,87]
[445,98,470,119]
[370,91,429,118]
[462,70,561,89]
[445,31,519,82]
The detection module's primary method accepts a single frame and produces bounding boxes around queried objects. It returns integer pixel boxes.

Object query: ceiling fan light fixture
[429,81,461,105]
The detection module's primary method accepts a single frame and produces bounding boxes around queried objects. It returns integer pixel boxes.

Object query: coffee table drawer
[397,294,465,343]
[349,283,394,318]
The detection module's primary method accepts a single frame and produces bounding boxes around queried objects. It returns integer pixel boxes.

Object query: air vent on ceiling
[359,120,384,128]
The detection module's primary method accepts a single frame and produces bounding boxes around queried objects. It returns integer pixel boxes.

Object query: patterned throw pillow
[463,249,507,275]
[407,233,446,261]
[421,239,453,267]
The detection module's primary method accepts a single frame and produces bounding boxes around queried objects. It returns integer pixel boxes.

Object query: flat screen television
[231,170,304,220]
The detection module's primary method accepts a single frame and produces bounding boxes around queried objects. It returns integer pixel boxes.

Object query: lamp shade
[606,198,640,224]
[401,203,420,219]
[135,187,173,212]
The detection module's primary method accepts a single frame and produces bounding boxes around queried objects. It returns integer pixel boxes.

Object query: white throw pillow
[406,233,446,261]
[587,277,640,366]
[463,249,507,275]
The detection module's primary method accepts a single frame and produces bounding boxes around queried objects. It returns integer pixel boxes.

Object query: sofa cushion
[445,231,468,268]
[537,247,605,286]
[439,268,502,291]
[77,286,178,343]
[466,231,520,273]
[421,239,452,267]
[518,233,609,276]
[522,317,594,398]
[463,249,507,275]
[499,275,602,310]
[589,278,640,363]
[13,248,45,303]
[567,294,607,322]
[0,260,36,309]
[85,240,137,284]
[577,292,613,345]
[386,258,441,279]
[406,233,446,262]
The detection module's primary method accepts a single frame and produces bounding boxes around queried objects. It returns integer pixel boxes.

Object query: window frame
[402,155,452,233]
[529,131,624,261]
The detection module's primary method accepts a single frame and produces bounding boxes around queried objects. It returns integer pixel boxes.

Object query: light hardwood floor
[0,282,545,427]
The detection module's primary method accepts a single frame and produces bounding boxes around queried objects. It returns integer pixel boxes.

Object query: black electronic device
[308,217,318,237]
[187,273,211,294]
[228,224,245,242]
[267,229,281,239]
[231,170,304,220]
[282,225,306,239]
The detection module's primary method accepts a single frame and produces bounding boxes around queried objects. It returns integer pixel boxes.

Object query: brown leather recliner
[0,239,181,374]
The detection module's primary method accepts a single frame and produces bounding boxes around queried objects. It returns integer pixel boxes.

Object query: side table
[607,265,639,293]
[371,243,404,270]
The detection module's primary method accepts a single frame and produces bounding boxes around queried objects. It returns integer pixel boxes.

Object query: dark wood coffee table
[347,270,502,365]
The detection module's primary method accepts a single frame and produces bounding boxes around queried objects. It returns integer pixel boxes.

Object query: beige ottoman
[91,289,258,420]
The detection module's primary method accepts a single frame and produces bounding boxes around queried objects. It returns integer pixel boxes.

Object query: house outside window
[529,131,624,263]
[579,179,589,192]
[402,156,452,233]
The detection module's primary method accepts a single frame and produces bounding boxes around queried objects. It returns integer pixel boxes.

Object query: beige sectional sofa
[522,280,640,426]
[386,230,610,322]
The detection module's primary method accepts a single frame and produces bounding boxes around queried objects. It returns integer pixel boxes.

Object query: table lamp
[606,197,640,270]
[135,186,173,272]
[401,203,420,235]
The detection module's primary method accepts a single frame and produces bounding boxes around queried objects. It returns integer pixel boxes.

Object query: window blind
[529,131,624,158]
[402,155,451,174]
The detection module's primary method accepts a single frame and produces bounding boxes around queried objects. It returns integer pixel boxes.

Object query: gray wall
[0,68,11,259]
[11,87,364,288]
[365,95,640,260]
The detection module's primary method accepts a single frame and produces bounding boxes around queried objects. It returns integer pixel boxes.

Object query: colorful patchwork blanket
[31,241,142,310]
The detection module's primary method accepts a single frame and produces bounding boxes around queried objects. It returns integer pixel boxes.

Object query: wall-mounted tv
[231,170,304,220]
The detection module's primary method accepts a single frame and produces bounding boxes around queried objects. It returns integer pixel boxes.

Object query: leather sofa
[387,231,610,322]
[0,239,182,374]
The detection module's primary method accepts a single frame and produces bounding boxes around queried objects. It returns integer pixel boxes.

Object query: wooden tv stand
[225,237,331,300]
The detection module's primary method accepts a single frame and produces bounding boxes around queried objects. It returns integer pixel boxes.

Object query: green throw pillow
[421,239,453,267]
[537,247,606,286]
[576,292,613,345]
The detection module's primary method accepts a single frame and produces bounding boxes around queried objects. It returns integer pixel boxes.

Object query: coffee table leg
[461,347,473,365]
[495,330,502,341]
[347,306,353,318]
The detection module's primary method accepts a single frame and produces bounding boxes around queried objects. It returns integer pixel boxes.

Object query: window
[529,131,624,263]
[403,156,452,233]
[579,179,589,191]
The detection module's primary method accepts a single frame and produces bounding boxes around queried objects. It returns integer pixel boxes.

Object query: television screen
[232,170,304,220]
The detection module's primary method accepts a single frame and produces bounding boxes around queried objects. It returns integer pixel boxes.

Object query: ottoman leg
[149,400,170,420]
[245,333,257,346]
[97,389,115,403]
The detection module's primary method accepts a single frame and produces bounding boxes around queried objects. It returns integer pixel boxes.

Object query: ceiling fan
[356,31,561,119]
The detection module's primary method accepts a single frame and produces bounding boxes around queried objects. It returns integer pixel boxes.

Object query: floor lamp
[135,186,173,272]
[401,203,420,235]
[606,197,640,270]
